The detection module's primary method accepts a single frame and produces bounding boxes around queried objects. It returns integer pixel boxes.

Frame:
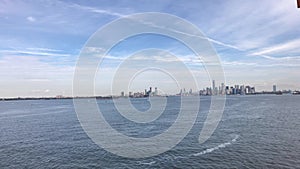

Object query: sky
[1,0,300,97]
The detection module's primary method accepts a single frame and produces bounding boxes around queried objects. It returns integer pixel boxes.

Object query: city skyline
[1,0,300,97]
[2,81,299,99]
[100,81,298,98]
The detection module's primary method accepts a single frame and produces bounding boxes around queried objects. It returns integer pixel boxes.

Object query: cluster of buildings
[121,87,159,98]
[178,88,197,96]
[199,80,256,96]
[119,82,300,98]
[198,81,298,96]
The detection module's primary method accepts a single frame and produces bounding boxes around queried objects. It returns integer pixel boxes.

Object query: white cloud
[26,16,36,22]
[84,47,106,53]
[27,78,51,82]
[26,47,62,52]
[0,55,74,97]
[222,61,257,66]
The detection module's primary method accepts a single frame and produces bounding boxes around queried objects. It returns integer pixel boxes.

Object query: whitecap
[139,161,156,165]
[192,135,239,156]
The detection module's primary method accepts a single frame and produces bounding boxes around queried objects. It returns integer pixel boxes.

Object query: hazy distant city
[1,80,300,101]
[120,80,300,98]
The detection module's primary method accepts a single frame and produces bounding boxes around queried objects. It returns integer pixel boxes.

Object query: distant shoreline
[0,96,114,101]
[1,93,300,102]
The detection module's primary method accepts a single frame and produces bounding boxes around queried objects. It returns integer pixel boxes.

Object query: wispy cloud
[0,49,71,57]
[222,61,257,66]
[207,0,300,48]
[26,47,63,52]
[250,54,300,61]
[69,3,125,17]
[251,38,300,57]
[206,37,243,51]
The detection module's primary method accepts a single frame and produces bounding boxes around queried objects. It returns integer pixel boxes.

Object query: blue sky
[1,0,300,97]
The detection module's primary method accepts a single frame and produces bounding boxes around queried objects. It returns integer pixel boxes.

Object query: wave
[0,111,65,119]
[138,161,156,165]
[137,135,239,164]
[192,135,239,156]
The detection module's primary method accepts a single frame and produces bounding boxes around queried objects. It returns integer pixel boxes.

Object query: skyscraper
[221,83,225,95]
[240,85,245,95]
[273,85,277,92]
[212,80,216,95]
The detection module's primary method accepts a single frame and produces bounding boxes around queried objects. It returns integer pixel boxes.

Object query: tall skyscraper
[273,85,277,92]
[212,80,217,95]
[240,85,245,95]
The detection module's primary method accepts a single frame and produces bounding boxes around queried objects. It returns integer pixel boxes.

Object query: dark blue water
[0,96,299,168]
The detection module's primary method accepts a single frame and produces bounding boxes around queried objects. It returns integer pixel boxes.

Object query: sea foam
[192,135,239,156]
